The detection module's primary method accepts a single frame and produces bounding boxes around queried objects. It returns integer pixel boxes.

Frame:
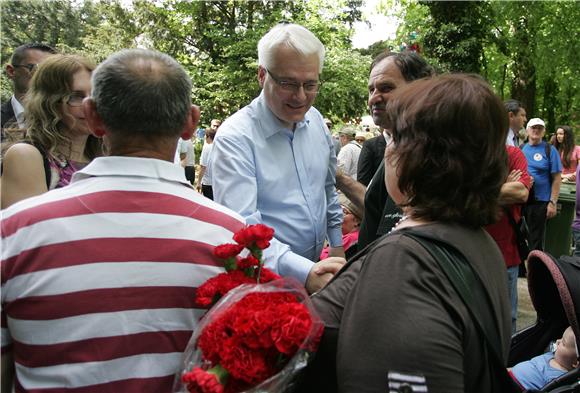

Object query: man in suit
[1,43,56,140]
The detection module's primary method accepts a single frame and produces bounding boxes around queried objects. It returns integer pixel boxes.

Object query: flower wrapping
[174,279,323,393]
[174,224,324,393]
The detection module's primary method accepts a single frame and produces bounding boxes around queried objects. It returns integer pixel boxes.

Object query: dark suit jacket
[356,134,386,186]
[1,100,17,141]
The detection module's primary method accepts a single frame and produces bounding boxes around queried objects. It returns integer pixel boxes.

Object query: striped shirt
[1,156,245,392]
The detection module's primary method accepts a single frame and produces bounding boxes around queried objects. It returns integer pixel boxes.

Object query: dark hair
[504,99,523,115]
[92,49,192,137]
[11,43,57,65]
[370,51,434,82]
[553,125,575,168]
[385,74,508,227]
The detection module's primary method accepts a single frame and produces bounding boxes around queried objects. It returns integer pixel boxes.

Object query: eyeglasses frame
[265,68,322,94]
[12,63,39,73]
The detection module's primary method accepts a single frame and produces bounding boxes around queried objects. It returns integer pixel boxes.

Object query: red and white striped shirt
[1,156,245,392]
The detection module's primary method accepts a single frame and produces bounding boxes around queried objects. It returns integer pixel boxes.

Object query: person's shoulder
[218,106,255,138]
[363,135,381,145]
[306,105,323,119]
[3,142,44,165]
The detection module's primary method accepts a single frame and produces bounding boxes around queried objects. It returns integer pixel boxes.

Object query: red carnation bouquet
[174,224,324,393]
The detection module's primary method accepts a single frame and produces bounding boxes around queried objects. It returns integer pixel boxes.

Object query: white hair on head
[258,23,325,73]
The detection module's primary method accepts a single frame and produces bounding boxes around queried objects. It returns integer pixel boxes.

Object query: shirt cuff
[276,252,314,285]
[327,227,343,248]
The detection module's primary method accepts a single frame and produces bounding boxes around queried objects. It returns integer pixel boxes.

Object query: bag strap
[42,155,51,188]
[544,142,552,176]
[403,232,520,392]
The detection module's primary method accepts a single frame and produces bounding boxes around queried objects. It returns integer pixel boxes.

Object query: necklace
[388,215,409,234]
[49,154,69,169]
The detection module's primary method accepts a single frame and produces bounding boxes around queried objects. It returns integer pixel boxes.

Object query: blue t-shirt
[512,352,566,390]
[522,142,562,201]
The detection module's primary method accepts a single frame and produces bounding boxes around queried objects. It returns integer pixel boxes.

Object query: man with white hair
[212,23,345,294]
[521,117,562,251]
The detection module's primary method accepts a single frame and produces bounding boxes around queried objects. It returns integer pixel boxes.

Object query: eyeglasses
[13,63,39,73]
[66,92,88,107]
[266,69,321,94]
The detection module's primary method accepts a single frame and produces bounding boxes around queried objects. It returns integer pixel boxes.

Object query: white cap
[527,118,545,128]
[355,131,367,140]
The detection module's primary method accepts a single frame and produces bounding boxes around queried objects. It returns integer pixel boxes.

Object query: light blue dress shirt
[211,92,343,284]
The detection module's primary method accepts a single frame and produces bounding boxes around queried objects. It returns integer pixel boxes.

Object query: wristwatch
[549,199,557,206]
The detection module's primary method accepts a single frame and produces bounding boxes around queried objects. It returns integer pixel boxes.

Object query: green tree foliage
[124,0,369,124]
[0,0,138,100]
[1,0,368,126]
[420,1,491,74]
[395,0,579,132]
[486,1,580,128]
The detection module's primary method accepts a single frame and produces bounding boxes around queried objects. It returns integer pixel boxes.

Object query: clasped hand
[305,256,346,294]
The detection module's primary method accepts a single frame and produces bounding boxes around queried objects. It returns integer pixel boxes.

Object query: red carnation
[182,368,224,393]
[214,243,245,259]
[195,271,252,308]
[271,303,314,355]
[233,224,275,250]
[220,343,276,384]
[236,255,260,269]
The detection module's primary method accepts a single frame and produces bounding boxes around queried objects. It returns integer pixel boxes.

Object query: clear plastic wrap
[174,277,324,393]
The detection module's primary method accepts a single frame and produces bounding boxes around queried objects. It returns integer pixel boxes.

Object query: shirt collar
[256,92,311,138]
[72,156,192,187]
[11,95,25,127]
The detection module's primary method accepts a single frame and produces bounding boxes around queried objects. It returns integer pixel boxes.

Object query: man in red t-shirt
[485,145,532,333]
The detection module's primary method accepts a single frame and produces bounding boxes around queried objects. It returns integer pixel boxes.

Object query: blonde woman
[1,54,100,208]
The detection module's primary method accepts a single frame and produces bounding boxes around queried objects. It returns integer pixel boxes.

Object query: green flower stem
[253,248,264,283]
[208,364,229,385]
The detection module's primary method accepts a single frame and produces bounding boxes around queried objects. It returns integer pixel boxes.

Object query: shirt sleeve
[1,260,13,353]
[199,144,209,167]
[324,128,343,248]
[510,147,532,189]
[178,139,187,154]
[211,131,314,284]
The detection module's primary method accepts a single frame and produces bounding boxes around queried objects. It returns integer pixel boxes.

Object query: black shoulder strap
[19,141,52,188]
[544,142,551,170]
[403,232,520,393]
[42,155,51,189]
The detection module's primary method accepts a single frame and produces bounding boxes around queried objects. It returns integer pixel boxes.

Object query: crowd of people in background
[0,22,578,393]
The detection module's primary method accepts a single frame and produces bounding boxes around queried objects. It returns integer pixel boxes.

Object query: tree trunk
[510,11,537,116]
[543,75,558,131]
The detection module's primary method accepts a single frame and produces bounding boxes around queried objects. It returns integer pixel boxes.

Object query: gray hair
[92,49,192,137]
[258,23,325,73]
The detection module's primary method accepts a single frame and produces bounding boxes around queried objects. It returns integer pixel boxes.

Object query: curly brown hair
[25,54,100,159]
[384,74,508,227]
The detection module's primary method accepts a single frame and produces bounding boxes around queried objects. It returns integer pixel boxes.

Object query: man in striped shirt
[1,49,246,392]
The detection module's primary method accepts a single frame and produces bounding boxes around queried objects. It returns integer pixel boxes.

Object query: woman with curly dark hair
[308,74,511,393]
[552,125,579,182]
